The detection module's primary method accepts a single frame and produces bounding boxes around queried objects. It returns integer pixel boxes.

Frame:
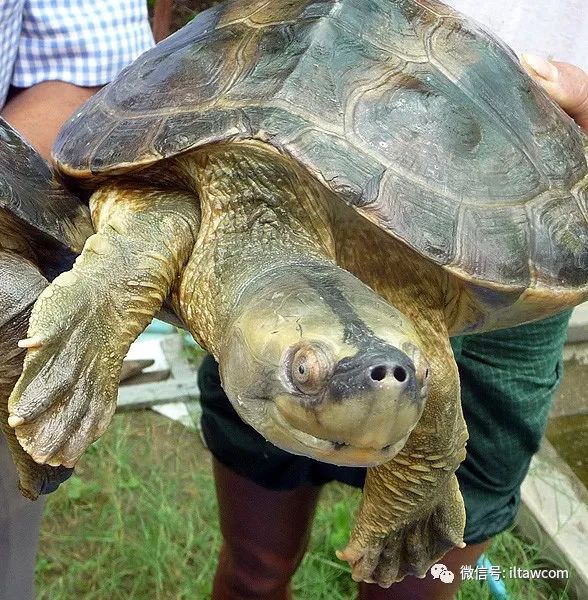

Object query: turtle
[7,0,588,586]
[0,117,94,499]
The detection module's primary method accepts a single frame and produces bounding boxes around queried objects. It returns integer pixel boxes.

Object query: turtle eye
[288,342,334,395]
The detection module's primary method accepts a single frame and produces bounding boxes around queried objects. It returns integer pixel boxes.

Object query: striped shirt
[0,0,154,107]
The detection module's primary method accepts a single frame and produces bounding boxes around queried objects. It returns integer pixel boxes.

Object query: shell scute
[452,206,530,286]
[0,119,92,274]
[369,171,459,265]
[91,118,164,173]
[283,128,385,206]
[53,0,588,319]
[154,108,253,157]
[529,191,588,287]
[428,17,585,187]
[351,63,544,203]
[218,0,309,28]
[113,23,252,116]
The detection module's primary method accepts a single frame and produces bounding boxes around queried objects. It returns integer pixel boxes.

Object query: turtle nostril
[393,366,407,382]
[370,365,388,381]
[370,365,409,383]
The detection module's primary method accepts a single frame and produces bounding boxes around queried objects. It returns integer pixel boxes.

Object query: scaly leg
[0,251,71,499]
[8,184,199,467]
[337,334,467,585]
[334,221,469,587]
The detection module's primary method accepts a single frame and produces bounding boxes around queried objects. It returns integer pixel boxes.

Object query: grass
[36,411,572,599]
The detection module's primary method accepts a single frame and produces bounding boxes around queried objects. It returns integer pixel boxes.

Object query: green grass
[36,412,571,599]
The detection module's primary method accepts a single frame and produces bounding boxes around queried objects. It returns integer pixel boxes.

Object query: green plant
[36,413,571,599]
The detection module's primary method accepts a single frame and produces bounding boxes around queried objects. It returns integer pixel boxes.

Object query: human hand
[521,54,588,133]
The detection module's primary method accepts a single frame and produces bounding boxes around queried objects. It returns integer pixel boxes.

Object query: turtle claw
[7,414,24,427]
[17,336,45,349]
[338,475,466,587]
[337,543,383,584]
[338,534,396,586]
[7,276,122,467]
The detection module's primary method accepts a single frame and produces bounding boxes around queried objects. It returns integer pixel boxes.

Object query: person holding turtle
[0,2,153,599]
[1,1,587,600]
[188,2,588,599]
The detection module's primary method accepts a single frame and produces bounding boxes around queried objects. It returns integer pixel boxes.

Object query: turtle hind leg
[8,184,199,468]
[0,251,70,499]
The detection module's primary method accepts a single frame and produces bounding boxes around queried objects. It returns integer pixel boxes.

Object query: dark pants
[0,434,45,600]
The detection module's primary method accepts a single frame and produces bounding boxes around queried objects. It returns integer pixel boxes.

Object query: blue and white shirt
[0,0,155,107]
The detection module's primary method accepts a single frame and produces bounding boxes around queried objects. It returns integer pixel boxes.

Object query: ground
[36,411,572,599]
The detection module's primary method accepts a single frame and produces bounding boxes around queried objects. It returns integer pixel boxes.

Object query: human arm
[2,82,99,160]
[1,0,154,159]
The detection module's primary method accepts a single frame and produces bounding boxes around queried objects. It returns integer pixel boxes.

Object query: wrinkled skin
[0,248,71,499]
[9,185,199,467]
[9,142,468,585]
[7,0,588,587]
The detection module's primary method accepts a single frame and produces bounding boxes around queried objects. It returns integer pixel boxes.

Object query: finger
[521,54,588,132]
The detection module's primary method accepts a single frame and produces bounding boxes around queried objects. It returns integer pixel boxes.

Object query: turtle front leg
[337,336,468,586]
[8,185,199,467]
[0,251,71,499]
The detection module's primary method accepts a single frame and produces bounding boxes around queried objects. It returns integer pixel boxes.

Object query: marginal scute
[451,205,530,286]
[242,106,313,144]
[154,108,252,158]
[529,192,588,287]
[91,118,164,172]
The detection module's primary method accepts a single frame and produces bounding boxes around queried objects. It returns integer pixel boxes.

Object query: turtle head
[218,264,430,467]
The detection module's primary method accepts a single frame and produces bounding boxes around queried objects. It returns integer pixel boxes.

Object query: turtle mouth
[266,405,409,467]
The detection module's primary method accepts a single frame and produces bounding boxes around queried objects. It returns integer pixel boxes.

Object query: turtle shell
[54,0,588,321]
[0,118,93,278]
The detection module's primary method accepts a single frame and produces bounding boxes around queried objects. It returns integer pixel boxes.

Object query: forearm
[1,81,99,160]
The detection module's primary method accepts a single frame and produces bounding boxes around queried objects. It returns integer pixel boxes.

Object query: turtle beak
[270,341,429,466]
